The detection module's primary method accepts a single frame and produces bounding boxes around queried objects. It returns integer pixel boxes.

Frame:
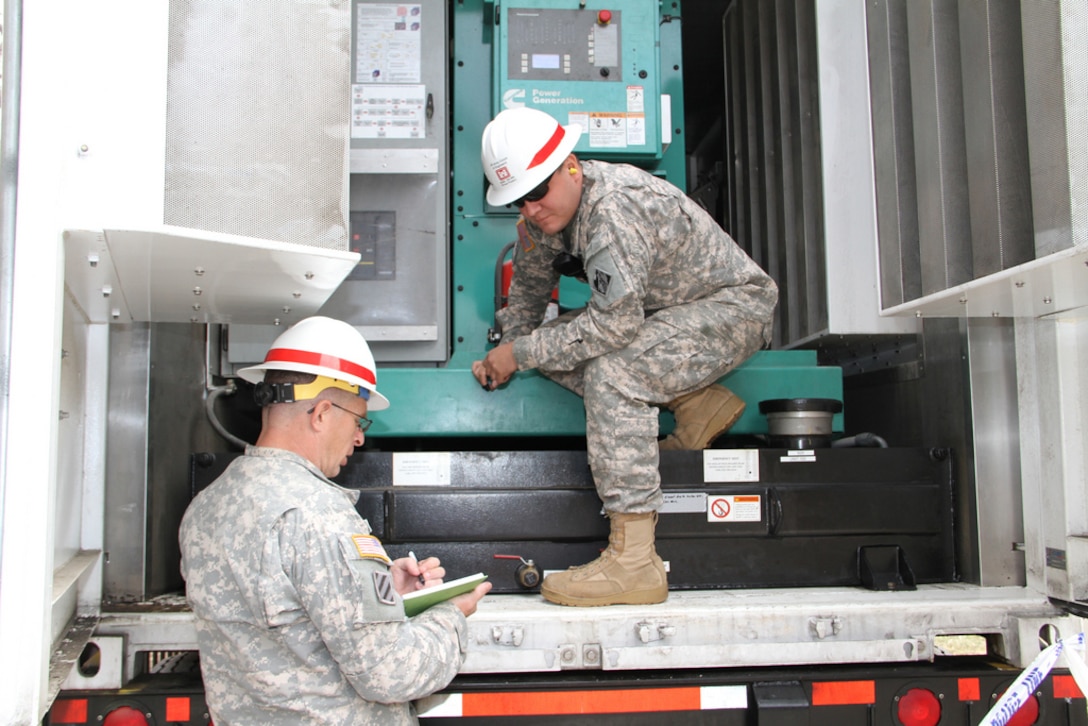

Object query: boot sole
[541,584,669,607]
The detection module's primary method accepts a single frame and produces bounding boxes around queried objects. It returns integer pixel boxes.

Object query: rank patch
[372,571,396,605]
[352,534,392,565]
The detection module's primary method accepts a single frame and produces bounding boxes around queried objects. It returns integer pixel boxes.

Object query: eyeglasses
[513,172,554,208]
[309,401,373,433]
[330,401,373,432]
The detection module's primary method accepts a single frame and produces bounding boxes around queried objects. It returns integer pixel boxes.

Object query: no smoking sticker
[707,494,762,523]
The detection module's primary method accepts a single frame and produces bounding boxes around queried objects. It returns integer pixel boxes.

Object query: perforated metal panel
[164,1,350,250]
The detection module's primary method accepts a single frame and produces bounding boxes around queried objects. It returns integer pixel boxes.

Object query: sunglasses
[513,172,554,208]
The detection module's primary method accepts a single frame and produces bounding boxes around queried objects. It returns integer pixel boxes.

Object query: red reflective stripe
[958,677,981,701]
[165,697,191,721]
[462,687,702,716]
[264,348,375,385]
[527,123,565,170]
[50,699,88,723]
[1054,674,1085,699]
[811,680,876,706]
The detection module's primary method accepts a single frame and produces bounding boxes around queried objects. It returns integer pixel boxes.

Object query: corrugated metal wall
[724,0,1081,347]
[723,0,825,347]
[867,0,1035,308]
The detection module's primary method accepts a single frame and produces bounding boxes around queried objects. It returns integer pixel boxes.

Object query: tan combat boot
[658,384,746,450]
[541,511,668,606]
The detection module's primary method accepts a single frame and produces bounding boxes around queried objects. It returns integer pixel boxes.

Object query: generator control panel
[506,7,622,82]
[494,1,665,160]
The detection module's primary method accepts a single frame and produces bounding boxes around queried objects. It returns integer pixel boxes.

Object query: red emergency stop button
[597,10,612,25]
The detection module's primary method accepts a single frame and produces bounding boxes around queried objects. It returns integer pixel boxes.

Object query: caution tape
[978,631,1086,726]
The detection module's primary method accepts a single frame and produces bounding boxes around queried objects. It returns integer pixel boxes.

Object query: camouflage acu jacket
[179,447,467,725]
[498,159,777,372]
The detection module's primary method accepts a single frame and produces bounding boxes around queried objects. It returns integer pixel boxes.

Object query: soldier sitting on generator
[472,107,778,607]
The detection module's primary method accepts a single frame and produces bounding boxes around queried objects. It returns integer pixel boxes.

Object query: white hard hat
[481,108,582,207]
[238,316,389,410]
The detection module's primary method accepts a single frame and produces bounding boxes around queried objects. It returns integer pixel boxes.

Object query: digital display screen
[532,54,561,70]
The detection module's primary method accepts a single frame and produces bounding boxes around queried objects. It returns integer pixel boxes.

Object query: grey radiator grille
[723,0,826,346]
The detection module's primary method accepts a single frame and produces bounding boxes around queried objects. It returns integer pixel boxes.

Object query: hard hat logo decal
[495,166,512,181]
[528,123,565,170]
[265,347,377,386]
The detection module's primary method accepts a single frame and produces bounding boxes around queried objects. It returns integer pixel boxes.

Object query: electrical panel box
[494,1,665,161]
[227,0,451,367]
[324,0,450,362]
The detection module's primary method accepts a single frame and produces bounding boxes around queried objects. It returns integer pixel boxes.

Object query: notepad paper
[402,572,488,617]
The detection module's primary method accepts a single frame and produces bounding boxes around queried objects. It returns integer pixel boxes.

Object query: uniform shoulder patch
[584,247,628,304]
[593,269,612,296]
[516,218,536,253]
[372,571,397,606]
[351,534,392,565]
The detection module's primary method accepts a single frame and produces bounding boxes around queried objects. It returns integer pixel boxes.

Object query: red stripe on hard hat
[264,347,376,386]
[527,123,565,170]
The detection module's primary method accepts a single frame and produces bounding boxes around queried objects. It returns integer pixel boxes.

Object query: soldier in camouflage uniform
[474,108,778,607]
[180,316,490,725]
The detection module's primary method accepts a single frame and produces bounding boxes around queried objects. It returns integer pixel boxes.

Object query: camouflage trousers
[539,300,769,513]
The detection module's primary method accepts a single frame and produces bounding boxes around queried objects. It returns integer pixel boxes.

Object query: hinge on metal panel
[636,620,676,643]
[490,625,524,647]
[808,617,842,639]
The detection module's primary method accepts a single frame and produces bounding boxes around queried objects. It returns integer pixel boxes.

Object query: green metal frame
[371,349,843,437]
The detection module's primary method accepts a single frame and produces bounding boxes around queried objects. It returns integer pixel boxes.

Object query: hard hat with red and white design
[481,107,583,207]
[238,316,389,410]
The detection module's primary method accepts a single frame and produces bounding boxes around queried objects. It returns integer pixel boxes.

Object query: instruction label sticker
[355,3,423,83]
[707,495,762,523]
[703,449,760,482]
[660,492,707,514]
[352,83,427,139]
[780,450,816,463]
[587,112,628,148]
[626,114,646,146]
[392,451,451,486]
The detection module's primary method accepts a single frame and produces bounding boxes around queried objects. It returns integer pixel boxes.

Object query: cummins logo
[502,88,526,108]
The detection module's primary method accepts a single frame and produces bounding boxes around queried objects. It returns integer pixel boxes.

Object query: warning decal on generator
[707,495,762,523]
